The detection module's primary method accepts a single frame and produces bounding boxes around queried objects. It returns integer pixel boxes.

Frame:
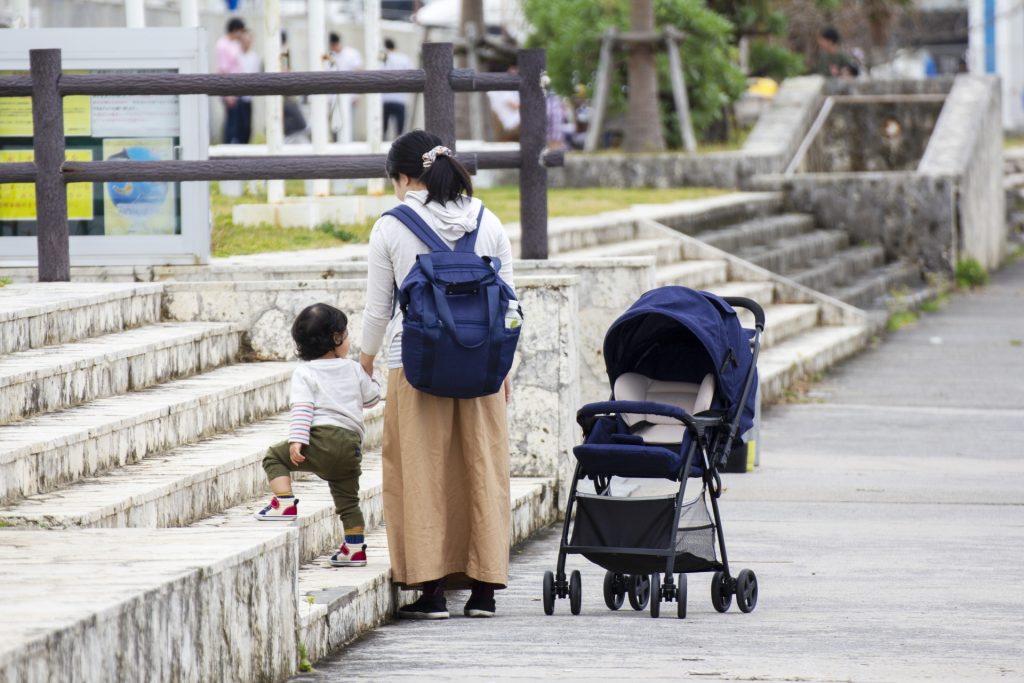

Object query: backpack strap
[453,203,486,253]
[385,204,450,253]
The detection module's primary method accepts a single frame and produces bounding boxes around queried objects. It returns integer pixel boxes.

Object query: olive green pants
[263,425,364,529]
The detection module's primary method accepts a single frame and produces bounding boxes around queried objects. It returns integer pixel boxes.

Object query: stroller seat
[573,373,715,480]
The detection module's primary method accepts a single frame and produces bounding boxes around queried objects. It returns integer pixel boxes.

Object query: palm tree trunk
[624,0,665,152]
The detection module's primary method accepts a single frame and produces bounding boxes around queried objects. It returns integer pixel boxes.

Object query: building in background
[968,0,1024,131]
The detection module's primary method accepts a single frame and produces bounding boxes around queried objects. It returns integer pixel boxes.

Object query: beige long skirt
[383,368,511,590]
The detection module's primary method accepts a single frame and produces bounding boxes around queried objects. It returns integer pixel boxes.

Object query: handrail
[0,43,560,281]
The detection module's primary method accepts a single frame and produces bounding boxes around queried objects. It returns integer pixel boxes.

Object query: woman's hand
[360,352,376,377]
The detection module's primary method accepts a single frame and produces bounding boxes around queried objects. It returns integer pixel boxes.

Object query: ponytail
[385,129,474,206]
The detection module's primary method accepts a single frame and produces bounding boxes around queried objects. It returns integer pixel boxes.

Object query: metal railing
[0,42,562,281]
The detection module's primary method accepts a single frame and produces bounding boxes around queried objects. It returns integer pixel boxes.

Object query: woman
[360,130,514,619]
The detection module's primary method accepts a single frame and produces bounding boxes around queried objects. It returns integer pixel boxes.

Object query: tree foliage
[523,0,746,140]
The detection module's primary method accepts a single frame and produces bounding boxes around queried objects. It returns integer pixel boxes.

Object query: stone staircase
[512,193,876,402]
[0,283,556,681]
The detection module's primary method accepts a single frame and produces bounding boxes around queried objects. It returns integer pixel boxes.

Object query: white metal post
[365,0,385,195]
[126,0,146,27]
[308,0,330,196]
[265,0,285,203]
[180,0,199,28]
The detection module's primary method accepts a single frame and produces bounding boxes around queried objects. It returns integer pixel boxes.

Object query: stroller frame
[542,296,764,619]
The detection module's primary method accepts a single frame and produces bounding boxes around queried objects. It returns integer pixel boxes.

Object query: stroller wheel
[569,570,583,615]
[711,570,732,613]
[649,574,661,618]
[627,574,651,611]
[736,569,758,613]
[542,570,555,616]
[603,571,625,611]
[676,574,687,619]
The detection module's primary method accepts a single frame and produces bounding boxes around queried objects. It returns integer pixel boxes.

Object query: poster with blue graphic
[102,138,176,235]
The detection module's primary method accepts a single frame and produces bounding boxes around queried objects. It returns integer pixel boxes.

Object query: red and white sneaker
[253,496,298,521]
[329,542,367,567]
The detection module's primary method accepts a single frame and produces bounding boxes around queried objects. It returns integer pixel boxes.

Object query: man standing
[815,26,853,78]
[216,18,246,144]
[237,29,261,144]
[325,32,363,143]
[380,38,412,139]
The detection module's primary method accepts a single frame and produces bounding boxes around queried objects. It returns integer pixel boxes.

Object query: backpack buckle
[445,281,480,296]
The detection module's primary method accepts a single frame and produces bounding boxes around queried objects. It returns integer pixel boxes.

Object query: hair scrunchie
[421,145,453,169]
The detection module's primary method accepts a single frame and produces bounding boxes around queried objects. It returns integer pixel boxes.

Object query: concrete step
[561,238,684,266]
[0,322,244,425]
[702,280,776,306]
[0,362,293,505]
[789,245,887,292]
[190,454,385,565]
[738,230,850,275]
[654,260,728,289]
[0,283,163,355]
[640,192,785,235]
[298,477,558,664]
[758,323,871,402]
[827,261,925,311]
[696,213,815,253]
[0,526,300,683]
[0,407,384,529]
[749,303,820,349]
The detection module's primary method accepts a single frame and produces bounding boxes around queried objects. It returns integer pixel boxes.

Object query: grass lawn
[211,183,727,257]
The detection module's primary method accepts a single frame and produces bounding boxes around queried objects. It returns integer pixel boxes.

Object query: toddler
[255,303,380,567]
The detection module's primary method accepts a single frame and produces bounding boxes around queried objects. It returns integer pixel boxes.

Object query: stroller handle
[724,296,765,331]
[576,400,697,430]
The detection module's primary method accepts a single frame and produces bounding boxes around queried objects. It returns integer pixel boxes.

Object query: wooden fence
[0,43,563,281]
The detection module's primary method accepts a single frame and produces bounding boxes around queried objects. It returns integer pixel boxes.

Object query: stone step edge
[0,363,294,505]
[0,322,246,424]
[0,406,385,529]
[758,323,870,403]
[0,282,164,323]
[298,477,558,666]
[638,216,867,328]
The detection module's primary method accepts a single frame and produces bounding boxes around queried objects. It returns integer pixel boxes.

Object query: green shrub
[887,310,918,333]
[955,258,988,289]
[0,277,11,288]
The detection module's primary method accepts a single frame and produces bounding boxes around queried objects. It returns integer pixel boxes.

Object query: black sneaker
[397,595,449,620]
[463,595,496,618]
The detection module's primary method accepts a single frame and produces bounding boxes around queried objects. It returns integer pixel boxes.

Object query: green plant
[887,310,918,333]
[955,258,989,289]
[0,277,11,288]
[919,293,948,314]
[524,0,746,143]
[1011,339,1022,348]
[298,643,313,673]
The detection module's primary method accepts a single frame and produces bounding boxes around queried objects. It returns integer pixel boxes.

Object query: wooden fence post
[422,43,456,150]
[517,48,548,260]
[29,48,70,282]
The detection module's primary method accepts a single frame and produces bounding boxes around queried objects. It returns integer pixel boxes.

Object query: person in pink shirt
[215,18,246,144]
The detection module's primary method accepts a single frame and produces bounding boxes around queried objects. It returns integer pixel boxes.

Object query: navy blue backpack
[385,203,522,399]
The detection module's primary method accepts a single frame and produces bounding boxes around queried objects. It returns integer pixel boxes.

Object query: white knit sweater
[360,190,516,367]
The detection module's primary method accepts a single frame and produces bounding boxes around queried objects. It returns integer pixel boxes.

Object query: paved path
[295,260,1024,682]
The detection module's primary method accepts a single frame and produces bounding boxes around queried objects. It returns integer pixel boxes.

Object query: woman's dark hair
[385,129,473,205]
[291,303,348,361]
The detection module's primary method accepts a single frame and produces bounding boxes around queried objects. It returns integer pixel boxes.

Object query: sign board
[0,28,210,266]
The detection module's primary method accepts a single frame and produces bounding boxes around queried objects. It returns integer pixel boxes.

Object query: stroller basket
[569,492,719,575]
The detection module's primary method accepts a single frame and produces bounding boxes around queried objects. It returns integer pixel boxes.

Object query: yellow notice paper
[0,149,94,220]
[0,95,92,137]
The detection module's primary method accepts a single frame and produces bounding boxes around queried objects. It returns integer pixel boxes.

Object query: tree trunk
[624,0,665,152]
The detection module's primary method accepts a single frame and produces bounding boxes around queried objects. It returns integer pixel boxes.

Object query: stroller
[541,286,763,619]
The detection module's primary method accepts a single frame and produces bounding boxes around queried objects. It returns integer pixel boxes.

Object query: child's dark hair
[385,129,473,205]
[291,303,348,361]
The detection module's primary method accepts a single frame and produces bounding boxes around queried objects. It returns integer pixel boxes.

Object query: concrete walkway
[295,260,1024,682]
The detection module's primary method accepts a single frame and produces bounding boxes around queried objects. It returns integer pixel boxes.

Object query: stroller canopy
[602,286,757,435]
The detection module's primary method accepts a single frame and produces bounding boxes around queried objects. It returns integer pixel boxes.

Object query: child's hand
[289,442,306,466]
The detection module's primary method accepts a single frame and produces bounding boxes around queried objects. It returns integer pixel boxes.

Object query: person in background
[216,17,246,144]
[380,38,413,139]
[237,29,260,145]
[326,32,364,143]
[815,26,851,78]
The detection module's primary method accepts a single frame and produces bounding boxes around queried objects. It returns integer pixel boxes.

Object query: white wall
[968,0,1024,130]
